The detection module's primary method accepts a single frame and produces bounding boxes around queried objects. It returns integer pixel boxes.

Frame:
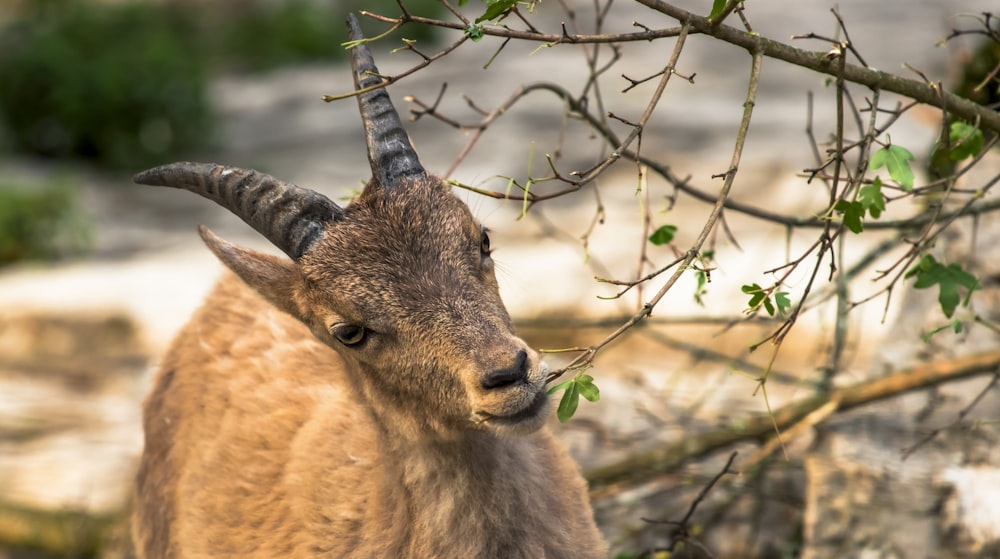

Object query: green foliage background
[0,0,444,266]
[0,2,211,169]
[0,180,90,266]
[0,0,445,169]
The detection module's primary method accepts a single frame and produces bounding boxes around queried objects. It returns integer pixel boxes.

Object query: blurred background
[1,0,999,557]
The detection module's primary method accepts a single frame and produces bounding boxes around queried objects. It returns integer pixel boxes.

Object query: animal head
[133,14,550,439]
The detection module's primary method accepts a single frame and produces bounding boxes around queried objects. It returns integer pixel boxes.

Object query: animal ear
[199,225,304,319]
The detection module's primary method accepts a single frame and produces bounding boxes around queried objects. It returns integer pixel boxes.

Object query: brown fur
[132,176,608,558]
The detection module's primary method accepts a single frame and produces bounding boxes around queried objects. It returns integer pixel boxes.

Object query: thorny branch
[358,0,1000,508]
[362,9,687,45]
[544,21,712,383]
[902,370,1000,459]
[638,451,738,558]
[387,32,998,235]
[586,349,1000,494]
[353,5,998,340]
[411,74,999,230]
[631,0,1000,133]
[744,10,884,389]
[541,45,764,382]
[363,2,1000,133]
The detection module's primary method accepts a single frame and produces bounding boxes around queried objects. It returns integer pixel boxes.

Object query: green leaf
[458,0,469,4]
[576,374,601,402]
[693,250,713,306]
[547,378,574,394]
[858,177,886,219]
[555,381,580,422]
[762,296,775,316]
[548,374,600,421]
[903,253,930,280]
[648,224,678,246]
[741,283,766,310]
[694,270,708,306]
[709,0,727,18]
[475,0,518,23]
[871,144,916,191]
[465,23,484,42]
[742,282,777,315]
[741,283,759,294]
[834,199,864,234]
[774,292,791,316]
[948,121,985,161]
[905,255,980,318]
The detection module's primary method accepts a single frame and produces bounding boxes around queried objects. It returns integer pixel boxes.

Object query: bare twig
[322,33,468,103]
[638,451,738,558]
[587,349,1000,494]
[902,370,1000,459]
[547,23,756,383]
[366,4,1000,132]
[631,0,1000,133]
[362,10,687,44]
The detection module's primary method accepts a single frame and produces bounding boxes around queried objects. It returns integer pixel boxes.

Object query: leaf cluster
[834,177,885,234]
[548,374,601,422]
[741,284,791,317]
[648,224,678,246]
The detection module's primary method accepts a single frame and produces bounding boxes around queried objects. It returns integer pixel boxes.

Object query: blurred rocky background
[1,1,999,557]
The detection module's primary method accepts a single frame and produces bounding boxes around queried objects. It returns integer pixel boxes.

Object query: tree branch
[361,10,686,44]
[587,349,1000,495]
[632,0,1000,134]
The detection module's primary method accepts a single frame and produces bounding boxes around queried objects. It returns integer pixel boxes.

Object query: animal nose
[480,349,529,390]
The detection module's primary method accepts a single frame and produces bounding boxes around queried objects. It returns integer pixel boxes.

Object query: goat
[131,14,607,559]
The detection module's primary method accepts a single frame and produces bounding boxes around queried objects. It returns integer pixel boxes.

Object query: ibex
[131,14,607,559]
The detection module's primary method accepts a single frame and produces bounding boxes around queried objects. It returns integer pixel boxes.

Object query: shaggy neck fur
[369,422,555,557]
[327,355,551,556]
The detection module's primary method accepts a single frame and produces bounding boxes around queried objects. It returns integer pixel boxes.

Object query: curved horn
[134,162,342,259]
[346,13,426,188]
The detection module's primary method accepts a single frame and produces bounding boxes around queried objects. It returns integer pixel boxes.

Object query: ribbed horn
[346,13,426,188]
[134,162,342,259]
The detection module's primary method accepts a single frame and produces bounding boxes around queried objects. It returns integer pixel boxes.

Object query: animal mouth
[475,389,549,427]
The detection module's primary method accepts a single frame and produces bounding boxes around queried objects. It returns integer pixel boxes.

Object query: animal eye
[331,324,367,346]
[480,230,491,256]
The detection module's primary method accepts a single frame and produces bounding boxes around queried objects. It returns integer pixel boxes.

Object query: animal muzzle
[468,346,551,435]
[480,349,529,390]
